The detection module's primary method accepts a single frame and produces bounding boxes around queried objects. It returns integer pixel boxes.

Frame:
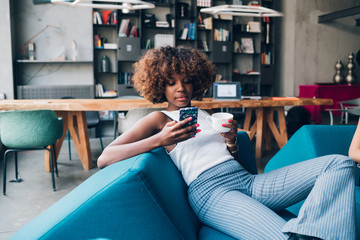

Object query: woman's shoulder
[145,110,173,129]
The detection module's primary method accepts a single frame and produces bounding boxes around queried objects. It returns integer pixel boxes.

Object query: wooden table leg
[243,107,289,163]
[255,108,265,160]
[264,109,272,151]
[45,111,92,172]
[243,108,257,140]
[267,107,288,148]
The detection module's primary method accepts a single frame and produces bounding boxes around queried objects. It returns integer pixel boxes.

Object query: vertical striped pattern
[188,155,356,240]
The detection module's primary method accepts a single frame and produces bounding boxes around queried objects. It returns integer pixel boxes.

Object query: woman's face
[165,74,193,111]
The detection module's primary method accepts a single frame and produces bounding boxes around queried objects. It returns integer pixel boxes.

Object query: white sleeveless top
[162,109,233,185]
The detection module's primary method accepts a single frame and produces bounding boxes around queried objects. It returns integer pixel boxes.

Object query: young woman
[98,46,356,240]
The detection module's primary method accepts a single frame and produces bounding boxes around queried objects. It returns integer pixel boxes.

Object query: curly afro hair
[132,46,215,104]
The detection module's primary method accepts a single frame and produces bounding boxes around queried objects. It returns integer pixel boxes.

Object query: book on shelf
[213,28,230,42]
[234,40,240,53]
[197,0,211,7]
[240,38,254,53]
[145,39,151,50]
[94,10,117,25]
[93,11,103,24]
[129,26,138,38]
[102,10,112,24]
[198,12,203,25]
[180,28,188,40]
[188,23,196,40]
[95,83,104,97]
[118,72,134,85]
[118,19,130,37]
[112,11,118,24]
[202,41,209,51]
[102,90,117,97]
[203,17,212,30]
[219,15,233,20]
[94,34,104,48]
[263,16,270,44]
[261,52,271,64]
[215,74,223,82]
[104,43,117,49]
[247,21,261,33]
[155,21,170,28]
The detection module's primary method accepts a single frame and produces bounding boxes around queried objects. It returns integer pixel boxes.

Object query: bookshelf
[260,0,276,96]
[92,0,277,98]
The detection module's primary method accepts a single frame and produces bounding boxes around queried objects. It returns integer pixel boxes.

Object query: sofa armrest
[265,125,356,171]
[264,125,358,215]
[11,148,200,240]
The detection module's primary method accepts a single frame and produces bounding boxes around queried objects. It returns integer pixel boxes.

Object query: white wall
[13,1,94,87]
[0,0,14,99]
[277,0,360,97]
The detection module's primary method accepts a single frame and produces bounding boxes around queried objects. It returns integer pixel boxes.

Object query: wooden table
[0,97,332,171]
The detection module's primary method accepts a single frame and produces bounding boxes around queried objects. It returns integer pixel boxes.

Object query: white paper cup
[206,113,233,133]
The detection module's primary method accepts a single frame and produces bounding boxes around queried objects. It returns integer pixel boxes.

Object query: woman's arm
[349,117,360,163]
[97,111,197,168]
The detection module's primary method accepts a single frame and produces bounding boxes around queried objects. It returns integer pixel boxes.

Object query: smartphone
[179,107,198,127]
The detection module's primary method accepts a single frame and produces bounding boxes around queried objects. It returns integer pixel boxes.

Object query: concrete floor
[0,112,353,239]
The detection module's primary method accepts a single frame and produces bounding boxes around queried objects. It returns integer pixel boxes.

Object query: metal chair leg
[67,130,71,161]
[3,151,8,195]
[328,110,334,125]
[46,148,56,192]
[14,151,19,180]
[10,150,23,183]
[99,137,104,151]
[51,144,58,177]
[113,111,118,139]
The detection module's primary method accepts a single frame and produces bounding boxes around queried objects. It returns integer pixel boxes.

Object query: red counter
[299,84,360,124]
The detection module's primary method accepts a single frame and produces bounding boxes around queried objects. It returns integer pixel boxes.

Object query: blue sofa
[265,125,360,238]
[10,126,360,239]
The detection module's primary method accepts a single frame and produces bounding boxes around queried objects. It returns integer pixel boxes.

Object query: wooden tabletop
[0,97,333,111]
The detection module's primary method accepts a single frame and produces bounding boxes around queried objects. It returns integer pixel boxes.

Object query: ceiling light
[122,2,132,13]
[200,5,283,17]
[51,0,154,10]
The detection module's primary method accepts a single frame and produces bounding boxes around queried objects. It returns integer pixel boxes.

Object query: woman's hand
[158,117,200,147]
[221,119,239,157]
[221,119,238,143]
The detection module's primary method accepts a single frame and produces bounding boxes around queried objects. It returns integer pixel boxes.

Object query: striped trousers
[188,155,356,240]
